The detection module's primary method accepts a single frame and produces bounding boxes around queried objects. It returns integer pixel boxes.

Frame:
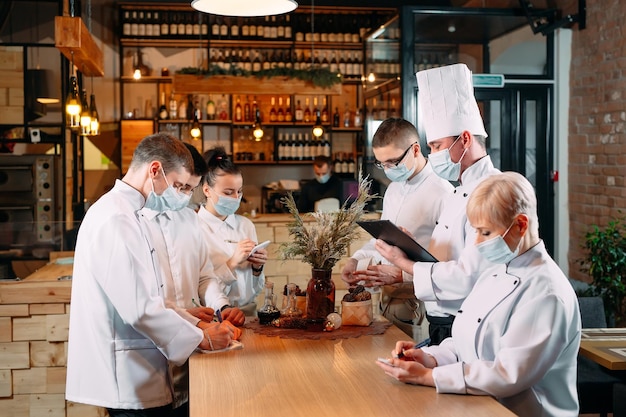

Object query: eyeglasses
[374,143,416,169]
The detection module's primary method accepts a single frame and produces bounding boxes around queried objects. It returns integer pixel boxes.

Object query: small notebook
[197,340,244,354]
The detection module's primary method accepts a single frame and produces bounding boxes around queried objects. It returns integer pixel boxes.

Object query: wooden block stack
[0,46,24,125]
[0,283,105,416]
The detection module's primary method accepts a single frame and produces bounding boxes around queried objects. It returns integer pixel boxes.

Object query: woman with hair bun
[197,147,266,320]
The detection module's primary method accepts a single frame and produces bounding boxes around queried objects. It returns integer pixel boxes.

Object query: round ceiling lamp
[191,0,297,16]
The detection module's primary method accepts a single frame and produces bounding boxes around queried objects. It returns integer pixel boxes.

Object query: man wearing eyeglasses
[341,117,453,340]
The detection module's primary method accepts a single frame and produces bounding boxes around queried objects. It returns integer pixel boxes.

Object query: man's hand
[198,322,234,351]
[341,258,360,285]
[221,307,245,326]
[351,264,403,286]
[188,306,214,323]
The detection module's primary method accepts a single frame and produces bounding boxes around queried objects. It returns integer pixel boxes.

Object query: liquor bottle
[241,19,249,38]
[263,16,271,39]
[312,96,319,117]
[130,11,139,36]
[152,12,161,36]
[211,16,220,37]
[145,12,153,36]
[123,11,131,36]
[206,95,216,120]
[248,17,257,38]
[220,17,229,39]
[168,93,178,119]
[284,97,293,122]
[158,92,168,120]
[218,94,229,120]
[277,14,285,38]
[303,133,311,160]
[334,153,343,174]
[277,133,286,160]
[177,13,186,37]
[296,133,304,161]
[348,153,356,174]
[311,133,320,157]
[244,95,251,122]
[256,17,264,40]
[321,97,329,123]
[169,13,178,36]
[269,97,277,123]
[322,134,331,157]
[330,52,338,73]
[287,133,296,161]
[346,52,354,78]
[194,100,202,121]
[343,104,351,127]
[304,97,311,123]
[295,100,304,122]
[186,95,194,121]
[231,17,239,38]
[341,152,349,173]
[193,13,200,36]
[277,97,285,122]
[138,11,146,37]
[200,14,208,36]
[235,96,243,122]
[270,15,278,38]
[353,108,362,128]
[252,96,259,121]
[338,51,347,76]
[332,107,340,127]
[178,99,187,122]
[284,14,292,39]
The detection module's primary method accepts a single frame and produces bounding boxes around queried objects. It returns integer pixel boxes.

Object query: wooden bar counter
[189,322,515,416]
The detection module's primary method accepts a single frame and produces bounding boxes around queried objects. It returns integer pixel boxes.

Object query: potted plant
[579,214,626,326]
[278,175,375,326]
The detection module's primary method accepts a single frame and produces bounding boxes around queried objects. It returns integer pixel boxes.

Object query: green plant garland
[177,65,343,89]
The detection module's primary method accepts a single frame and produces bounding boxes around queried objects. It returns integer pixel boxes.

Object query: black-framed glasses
[374,142,416,169]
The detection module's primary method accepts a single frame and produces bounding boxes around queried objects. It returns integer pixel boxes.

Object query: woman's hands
[227,238,257,270]
[375,340,437,386]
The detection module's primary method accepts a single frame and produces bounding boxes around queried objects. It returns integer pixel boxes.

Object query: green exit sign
[472,74,505,88]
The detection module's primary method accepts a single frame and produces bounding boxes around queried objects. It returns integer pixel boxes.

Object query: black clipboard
[357,220,438,262]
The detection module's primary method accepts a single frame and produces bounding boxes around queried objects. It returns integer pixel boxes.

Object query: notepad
[197,340,244,354]
[357,220,438,263]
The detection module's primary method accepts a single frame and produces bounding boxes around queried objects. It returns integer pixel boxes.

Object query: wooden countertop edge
[0,280,71,304]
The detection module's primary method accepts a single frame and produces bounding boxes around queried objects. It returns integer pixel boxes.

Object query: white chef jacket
[352,161,453,264]
[139,206,231,409]
[139,207,230,314]
[412,156,501,317]
[66,180,203,410]
[197,206,265,309]
[422,241,581,417]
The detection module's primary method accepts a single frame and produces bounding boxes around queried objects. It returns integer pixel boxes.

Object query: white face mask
[475,220,520,264]
[208,188,242,216]
[144,167,191,212]
[429,135,468,181]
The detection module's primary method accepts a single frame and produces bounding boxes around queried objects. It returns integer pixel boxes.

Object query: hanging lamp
[80,88,93,136]
[252,108,264,140]
[191,0,297,17]
[312,109,324,138]
[65,53,81,129]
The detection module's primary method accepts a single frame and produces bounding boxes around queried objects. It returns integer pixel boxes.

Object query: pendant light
[191,0,297,17]
[89,78,100,136]
[79,88,93,136]
[190,114,202,139]
[309,0,323,139]
[312,109,324,138]
[252,108,264,141]
[65,53,81,129]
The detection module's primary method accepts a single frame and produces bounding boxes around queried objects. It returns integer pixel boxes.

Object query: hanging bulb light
[80,89,93,136]
[312,109,324,138]
[65,56,81,129]
[89,93,100,136]
[252,108,264,141]
[190,114,202,139]
[191,0,297,17]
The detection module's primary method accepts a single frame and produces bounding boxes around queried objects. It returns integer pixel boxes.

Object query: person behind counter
[376,172,581,416]
[197,147,267,316]
[296,155,342,212]
[66,133,233,417]
[139,143,246,417]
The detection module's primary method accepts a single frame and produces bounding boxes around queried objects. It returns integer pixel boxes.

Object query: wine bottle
[303,133,311,160]
[218,94,229,120]
[241,19,250,38]
[332,107,340,127]
[296,133,304,161]
[206,95,216,120]
[138,11,146,37]
[177,13,186,37]
[277,14,285,38]
[284,97,293,122]
[220,17,229,39]
[123,11,131,37]
[354,108,362,127]
[270,15,278,39]
[212,16,220,38]
[321,97,329,124]
[277,97,285,122]
[263,16,271,39]
[244,95,251,122]
[295,99,304,122]
[341,152,349,174]
[145,12,153,37]
[193,13,200,36]
[304,97,311,123]
[186,95,194,121]
[322,134,331,157]
[235,95,243,122]
[284,14,292,39]
[231,17,239,38]
[269,97,277,123]
[168,93,178,120]
[152,12,161,37]
[157,92,167,120]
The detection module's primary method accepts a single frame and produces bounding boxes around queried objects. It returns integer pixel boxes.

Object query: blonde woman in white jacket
[375,172,581,416]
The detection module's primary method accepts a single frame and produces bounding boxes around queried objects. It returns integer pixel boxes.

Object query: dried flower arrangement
[279,175,376,271]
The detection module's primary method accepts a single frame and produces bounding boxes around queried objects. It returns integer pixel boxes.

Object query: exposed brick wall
[568,0,626,282]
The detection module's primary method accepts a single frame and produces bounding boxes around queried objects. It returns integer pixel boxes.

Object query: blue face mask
[144,168,191,212]
[384,155,415,182]
[211,193,242,216]
[316,173,331,184]
[429,135,468,182]
[475,220,520,264]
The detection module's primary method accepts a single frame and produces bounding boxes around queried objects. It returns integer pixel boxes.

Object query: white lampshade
[191,0,297,16]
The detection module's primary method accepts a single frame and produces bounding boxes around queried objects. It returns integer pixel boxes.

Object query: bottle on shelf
[295,99,304,122]
[158,92,168,120]
[284,97,293,122]
[296,133,304,161]
[168,93,178,120]
[218,94,229,120]
[277,97,285,122]
[211,16,220,37]
[354,108,362,128]
[304,97,311,123]
[341,153,349,173]
[270,15,278,39]
[269,97,277,123]
[321,97,329,123]
[123,11,131,36]
[334,153,343,174]
[348,153,356,174]
[333,107,340,127]
[206,95,216,120]
[177,13,185,37]
[231,16,240,38]
[303,133,311,160]
[343,103,351,127]
[178,98,187,122]
[220,16,229,38]
[278,133,286,161]
[186,95,194,121]
[322,134,331,157]
[137,11,146,37]
[235,95,243,122]
[194,99,202,121]
[244,95,251,122]
[263,16,271,39]
[287,133,296,161]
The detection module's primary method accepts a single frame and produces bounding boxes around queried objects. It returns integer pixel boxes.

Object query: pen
[224,239,239,244]
[191,298,200,307]
[215,308,223,323]
[396,338,430,359]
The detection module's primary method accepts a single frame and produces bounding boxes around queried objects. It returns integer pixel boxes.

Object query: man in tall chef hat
[370,63,501,345]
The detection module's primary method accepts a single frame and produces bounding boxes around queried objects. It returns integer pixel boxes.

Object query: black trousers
[426,314,455,346]
[107,404,173,417]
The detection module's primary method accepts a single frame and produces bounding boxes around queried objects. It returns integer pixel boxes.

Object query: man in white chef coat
[66,133,234,417]
[362,64,500,345]
[139,143,246,417]
[341,118,453,339]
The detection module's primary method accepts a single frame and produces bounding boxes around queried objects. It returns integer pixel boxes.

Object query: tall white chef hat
[416,63,487,143]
